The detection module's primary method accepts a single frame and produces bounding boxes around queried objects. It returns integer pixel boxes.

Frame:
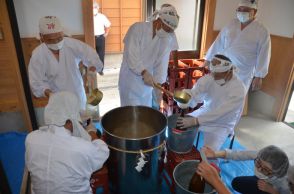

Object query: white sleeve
[204,28,226,61]
[225,149,258,160]
[70,38,103,72]
[87,139,109,172]
[254,30,271,78]
[197,86,245,126]
[124,23,145,75]
[28,50,51,97]
[187,76,210,107]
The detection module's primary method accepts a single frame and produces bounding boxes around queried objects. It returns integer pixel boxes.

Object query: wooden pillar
[82,0,95,48]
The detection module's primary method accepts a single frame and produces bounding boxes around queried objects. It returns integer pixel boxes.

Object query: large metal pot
[173,160,216,194]
[101,106,167,194]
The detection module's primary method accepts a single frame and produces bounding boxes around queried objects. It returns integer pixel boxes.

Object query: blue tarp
[0,130,253,194]
[0,132,27,194]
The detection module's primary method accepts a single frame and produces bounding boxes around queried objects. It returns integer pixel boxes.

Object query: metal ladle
[153,83,191,104]
[87,88,103,106]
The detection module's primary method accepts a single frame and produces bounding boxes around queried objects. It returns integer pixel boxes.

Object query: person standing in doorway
[93,2,111,75]
[204,0,271,92]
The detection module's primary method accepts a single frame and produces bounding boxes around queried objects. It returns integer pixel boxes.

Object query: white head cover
[44,91,91,141]
[93,2,99,9]
[238,0,258,9]
[150,5,179,30]
[210,56,233,73]
[39,16,63,35]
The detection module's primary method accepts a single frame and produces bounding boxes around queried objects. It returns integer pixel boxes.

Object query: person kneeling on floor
[25,91,109,194]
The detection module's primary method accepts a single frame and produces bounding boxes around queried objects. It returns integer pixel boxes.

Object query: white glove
[177,101,189,109]
[176,116,199,129]
[141,70,154,86]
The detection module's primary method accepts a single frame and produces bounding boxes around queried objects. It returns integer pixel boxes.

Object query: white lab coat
[186,74,246,150]
[118,22,178,107]
[28,37,103,110]
[25,125,109,194]
[205,19,271,90]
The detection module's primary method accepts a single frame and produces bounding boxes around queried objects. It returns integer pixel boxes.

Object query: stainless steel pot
[101,106,167,194]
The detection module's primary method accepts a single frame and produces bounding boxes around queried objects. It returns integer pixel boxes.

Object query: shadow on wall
[248,91,275,120]
[0,112,26,132]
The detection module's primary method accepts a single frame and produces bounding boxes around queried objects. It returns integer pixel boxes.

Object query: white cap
[210,56,233,73]
[93,2,99,9]
[44,91,91,141]
[238,0,258,9]
[151,5,179,30]
[39,16,63,35]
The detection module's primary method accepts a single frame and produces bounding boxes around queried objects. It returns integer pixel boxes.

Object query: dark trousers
[95,35,105,70]
[232,176,270,194]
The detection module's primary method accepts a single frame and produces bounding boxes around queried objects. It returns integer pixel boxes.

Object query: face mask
[215,79,226,86]
[93,8,98,15]
[47,39,64,51]
[254,168,269,180]
[156,29,169,38]
[237,11,250,23]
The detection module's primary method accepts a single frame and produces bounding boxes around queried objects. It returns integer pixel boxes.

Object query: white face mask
[47,39,64,51]
[93,8,98,15]
[215,79,226,86]
[254,168,269,180]
[237,11,250,23]
[156,29,169,38]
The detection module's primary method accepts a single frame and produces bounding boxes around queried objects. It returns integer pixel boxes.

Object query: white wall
[13,0,84,38]
[156,0,197,50]
[214,0,294,38]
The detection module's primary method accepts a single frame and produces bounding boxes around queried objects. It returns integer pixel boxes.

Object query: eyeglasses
[254,158,273,176]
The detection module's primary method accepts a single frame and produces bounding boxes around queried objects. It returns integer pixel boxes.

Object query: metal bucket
[101,106,167,194]
[173,160,216,194]
[167,114,197,153]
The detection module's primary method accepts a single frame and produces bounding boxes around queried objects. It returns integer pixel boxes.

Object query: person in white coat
[176,54,246,151]
[93,2,111,75]
[25,91,109,194]
[204,0,271,91]
[118,5,179,107]
[29,16,103,110]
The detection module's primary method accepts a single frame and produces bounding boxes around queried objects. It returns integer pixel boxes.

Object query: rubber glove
[176,116,199,129]
[141,70,154,86]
